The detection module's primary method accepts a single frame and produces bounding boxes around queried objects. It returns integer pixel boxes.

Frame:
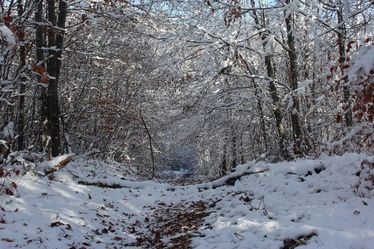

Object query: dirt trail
[125,199,216,249]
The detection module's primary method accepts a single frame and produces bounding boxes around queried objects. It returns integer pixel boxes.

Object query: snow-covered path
[1,154,373,249]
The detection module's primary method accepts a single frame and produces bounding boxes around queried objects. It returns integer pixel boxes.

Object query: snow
[0,140,8,153]
[1,153,373,248]
[0,24,16,49]
[348,44,374,80]
[194,154,374,249]
[36,154,75,175]
[2,122,15,139]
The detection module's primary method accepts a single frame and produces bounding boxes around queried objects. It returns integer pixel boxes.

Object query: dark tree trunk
[220,142,228,177]
[231,124,237,169]
[265,55,289,157]
[56,0,67,74]
[17,0,26,150]
[141,115,155,179]
[35,0,48,151]
[285,0,303,155]
[250,0,290,159]
[45,0,67,156]
[46,0,60,156]
[252,78,268,153]
[239,132,245,164]
[337,6,353,127]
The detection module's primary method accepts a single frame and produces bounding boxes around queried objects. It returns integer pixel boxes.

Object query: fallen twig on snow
[281,232,317,249]
[198,169,268,190]
[77,181,127,189]
[212,170,268,188]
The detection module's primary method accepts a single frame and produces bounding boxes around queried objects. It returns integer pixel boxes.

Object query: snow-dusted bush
[328,43,374,154]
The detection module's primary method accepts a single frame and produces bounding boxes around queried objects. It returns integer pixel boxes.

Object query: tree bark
[35,0,48,151]
[238,52,268,153]
[285,0,303,155]
[250,0,290,159]
[230,123,237,169]
[141,115,155,179]
[45,0,67,156]
[17,0,26,150]
[46,0,60,156]
[220,142,228,177]
[56,0,67,75]
[337,6,353,127]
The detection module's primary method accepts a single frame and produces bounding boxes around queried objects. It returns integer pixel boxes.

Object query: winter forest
[0,0,373,248]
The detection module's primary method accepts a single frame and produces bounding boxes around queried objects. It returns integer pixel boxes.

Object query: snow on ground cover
[0,159,207,248]
[0,153,373,248]
[63,157,140,186]
[194,153,374,249]
[36,154,75,175]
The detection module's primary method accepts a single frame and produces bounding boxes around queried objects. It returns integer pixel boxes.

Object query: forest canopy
[0,0,373,178]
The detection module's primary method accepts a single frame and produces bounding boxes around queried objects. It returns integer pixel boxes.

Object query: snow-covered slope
[0,153,373,248]
[194,154,374,249]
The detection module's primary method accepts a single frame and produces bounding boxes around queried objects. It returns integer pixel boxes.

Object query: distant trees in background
[0,0,373,179]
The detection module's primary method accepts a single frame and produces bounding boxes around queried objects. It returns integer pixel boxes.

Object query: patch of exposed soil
[125,200,216,248]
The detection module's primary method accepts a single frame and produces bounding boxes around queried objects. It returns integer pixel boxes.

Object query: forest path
[1,154,373,249]
[125,198,217,248]
[0,161,221,249]
[65,176,222,249]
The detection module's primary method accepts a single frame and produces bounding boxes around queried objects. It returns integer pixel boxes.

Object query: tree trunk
[35,0,48,151]
[220,142,228,177]
[285,0,303,155]
[265,54,290,158]
[239,132,245,164]
[45,0,67,156]
[230,124,237,169]
[17,0,26,150]
[141,115,155,179]
[56,0,67,75]
[250,0,290,159]
[238,52,268,153]
[46,0,60,156]
[337,6,353,127]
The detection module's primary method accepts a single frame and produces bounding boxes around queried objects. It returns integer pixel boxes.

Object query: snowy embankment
[194,154,374,249]
[0,154,373,248]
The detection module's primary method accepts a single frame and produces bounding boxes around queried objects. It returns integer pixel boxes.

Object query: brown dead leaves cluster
[0,168,19,196]
[126,200,215,249]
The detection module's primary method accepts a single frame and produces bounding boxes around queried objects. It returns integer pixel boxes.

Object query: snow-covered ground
[0,153,373,248]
